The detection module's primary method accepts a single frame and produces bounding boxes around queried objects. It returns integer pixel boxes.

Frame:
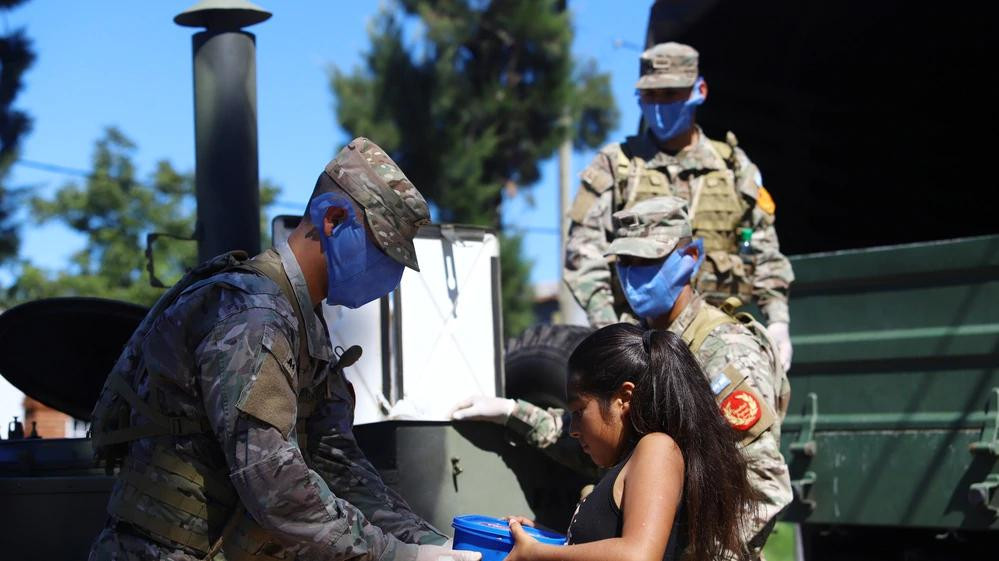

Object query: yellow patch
[756,186,776,215]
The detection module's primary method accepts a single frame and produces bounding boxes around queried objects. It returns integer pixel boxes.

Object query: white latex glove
[387,398,423,420]
[767,321,793,372]
[449,396,516,424]
[416,544,482,561]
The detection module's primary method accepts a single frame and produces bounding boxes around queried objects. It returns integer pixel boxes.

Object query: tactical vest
[90,250,340,560]
[679,297,742,355]
[612,135,755,305]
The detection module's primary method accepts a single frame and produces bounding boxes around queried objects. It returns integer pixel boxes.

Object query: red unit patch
[721,390,762,431]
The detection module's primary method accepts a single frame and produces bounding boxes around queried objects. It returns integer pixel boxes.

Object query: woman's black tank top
[566,451,686,561]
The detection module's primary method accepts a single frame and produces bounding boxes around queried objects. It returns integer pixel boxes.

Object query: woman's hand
[502,515,536,527]
[506,519,541,561]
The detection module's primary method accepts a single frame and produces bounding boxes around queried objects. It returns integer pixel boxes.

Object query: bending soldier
[453,197,793,560]
[566,42,795,370]
[89,138,480,561]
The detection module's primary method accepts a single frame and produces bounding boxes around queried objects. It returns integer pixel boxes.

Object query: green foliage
[762,522,796,561]
[498,233,535,338]
[0,155,22,262]
[3,127,280,307]
[331,0,618,336]
[6,128,194,305]
[0,11,36,265]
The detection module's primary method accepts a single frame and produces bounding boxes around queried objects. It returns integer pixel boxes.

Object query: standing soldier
[454,197,793,560]
[565,42,795,371]
[88,138,480,561]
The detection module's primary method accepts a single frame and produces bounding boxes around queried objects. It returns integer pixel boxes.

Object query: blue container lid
[452,515,566,546]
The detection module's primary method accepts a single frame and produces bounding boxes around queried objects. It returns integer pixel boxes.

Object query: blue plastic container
[452,515,566,561]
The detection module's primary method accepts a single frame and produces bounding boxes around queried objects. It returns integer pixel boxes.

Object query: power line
[14,158,90,177]
[14,159,309,210]
[14,158,554,228]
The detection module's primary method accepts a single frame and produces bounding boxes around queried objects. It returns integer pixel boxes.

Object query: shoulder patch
[237,357,296,435]
[568,188,598,224]
[236,328,298,436]
[580,166,614,194]
[712,364,776,447]
[569,160,614,223]
[756,186,776,215]
[710,371,732,395]
[721,390,762,430]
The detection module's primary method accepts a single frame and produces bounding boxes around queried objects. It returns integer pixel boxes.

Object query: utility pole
[175,0,271,262]
[557,114,574,323]
[556,0,575,324]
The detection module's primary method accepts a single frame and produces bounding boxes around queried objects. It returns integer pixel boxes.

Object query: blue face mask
[638,77,705,142]
[308,193,405,309]
[617,239,705,319]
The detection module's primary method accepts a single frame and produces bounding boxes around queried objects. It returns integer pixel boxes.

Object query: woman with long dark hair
[506,323,757,561]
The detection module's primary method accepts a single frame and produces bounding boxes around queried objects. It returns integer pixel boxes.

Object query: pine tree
[331,0,617,336]
[0,0,36,265]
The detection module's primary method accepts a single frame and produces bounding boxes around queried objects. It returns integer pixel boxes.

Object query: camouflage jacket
[565,128,794,328]
[90,243,446,561]
[506,294,793,559]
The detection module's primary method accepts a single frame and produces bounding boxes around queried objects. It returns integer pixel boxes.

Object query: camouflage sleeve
[505,400,598,478]
[565,153,618,328]
[197,308,418,561]
[306,382,449,547]
[750,219,793,325]
[741,431,794,557]
[506,399,566,448]
[736,149,794,325]
[698,327,793,553]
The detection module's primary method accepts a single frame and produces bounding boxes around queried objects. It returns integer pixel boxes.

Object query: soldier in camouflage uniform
[566,42,795,371]
[453,197,792,560]
[88,138,480,561]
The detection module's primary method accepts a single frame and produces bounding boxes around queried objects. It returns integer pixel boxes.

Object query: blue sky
[1,0,649,287]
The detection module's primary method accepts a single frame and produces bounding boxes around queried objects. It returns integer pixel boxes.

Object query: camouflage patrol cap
[324,137,430,271]
[606,196,692,260]
[636,42,699,90]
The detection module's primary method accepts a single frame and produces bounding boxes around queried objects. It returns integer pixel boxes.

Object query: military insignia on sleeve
[721,390,762,430]
[756,186,776,215]
[710,372,731,395]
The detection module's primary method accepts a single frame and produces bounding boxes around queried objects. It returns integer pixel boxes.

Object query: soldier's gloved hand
[449,396,516,424]
[415,543,482,561]
[766,321,793,372]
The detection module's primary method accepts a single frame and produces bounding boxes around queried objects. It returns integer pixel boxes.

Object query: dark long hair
[567,323,757,561]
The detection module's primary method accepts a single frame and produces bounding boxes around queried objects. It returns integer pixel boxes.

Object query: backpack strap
[708,131,743,174]
[235,250,311,374]
[681,300,740,354]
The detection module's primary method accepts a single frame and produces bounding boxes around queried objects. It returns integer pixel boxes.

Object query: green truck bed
[780,234,999,530]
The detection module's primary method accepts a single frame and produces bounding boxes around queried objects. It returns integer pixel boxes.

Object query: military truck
[779,235,999,559]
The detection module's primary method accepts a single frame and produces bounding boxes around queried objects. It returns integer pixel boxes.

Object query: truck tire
[504,324,594,410]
